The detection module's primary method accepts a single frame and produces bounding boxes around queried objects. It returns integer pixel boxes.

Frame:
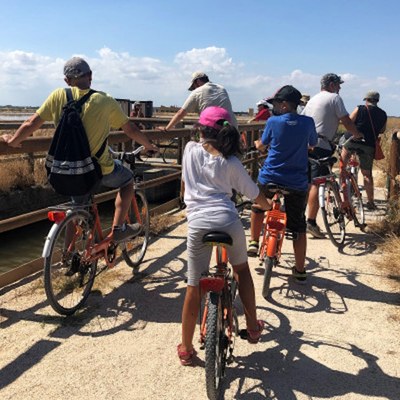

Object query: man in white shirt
[302,73,362,238]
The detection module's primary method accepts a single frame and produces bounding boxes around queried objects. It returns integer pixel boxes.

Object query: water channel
[0,201,115,274]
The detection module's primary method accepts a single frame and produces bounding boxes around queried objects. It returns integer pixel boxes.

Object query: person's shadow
[221,307,400,399]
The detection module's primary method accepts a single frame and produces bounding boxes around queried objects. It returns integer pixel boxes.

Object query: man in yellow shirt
[2,57,158,242]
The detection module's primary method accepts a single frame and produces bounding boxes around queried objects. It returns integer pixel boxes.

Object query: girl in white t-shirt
[177,106,270,365]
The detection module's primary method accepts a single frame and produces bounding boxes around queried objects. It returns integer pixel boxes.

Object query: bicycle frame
[259,192,287,262]
[44,202,116,269]
[199,244,236,347]
[43,145,147,269]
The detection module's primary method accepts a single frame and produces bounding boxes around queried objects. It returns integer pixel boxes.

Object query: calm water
[0,202,115,274]
[0,113,32,121]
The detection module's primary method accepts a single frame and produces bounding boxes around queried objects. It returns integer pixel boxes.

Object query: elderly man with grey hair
[341,91,387,210]
[302,73,363,238]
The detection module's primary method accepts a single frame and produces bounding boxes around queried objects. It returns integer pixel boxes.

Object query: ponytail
[195,123,243,158]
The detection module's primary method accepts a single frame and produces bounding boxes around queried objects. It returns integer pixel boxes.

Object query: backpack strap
[94,138,107,160]
[64,88,96,112]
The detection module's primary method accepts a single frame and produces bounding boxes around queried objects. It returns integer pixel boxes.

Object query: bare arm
[349,106,358,122]
[164,108,187,131]
[340,114,363,139]
[121,121,159,152]
[2,114,45,147]
[254,139,267,153]
[253,191,272,211]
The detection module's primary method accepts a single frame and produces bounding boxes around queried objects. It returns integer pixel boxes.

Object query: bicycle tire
[262,256,275,299]
[205,292,226,400]
[162,138,178,164]
[347,174,365,227]
[44,210,97,315]
[321,181,346,247]
[122,190,150,269]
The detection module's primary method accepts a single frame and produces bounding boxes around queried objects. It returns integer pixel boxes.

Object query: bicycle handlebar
[108,145,145,163]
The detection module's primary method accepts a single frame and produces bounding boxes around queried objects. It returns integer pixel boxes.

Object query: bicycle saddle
[309,156,337,166]
[265,183,291,195]
[202,231,233,246]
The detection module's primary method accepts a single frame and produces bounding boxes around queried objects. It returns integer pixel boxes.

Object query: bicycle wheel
[205,292,226,400]
[262,256,275,299]
[321,181,346,247]
[347,174,365,227]
[122,190,150,269]
[162,138,178,164]
[44,210,97,315]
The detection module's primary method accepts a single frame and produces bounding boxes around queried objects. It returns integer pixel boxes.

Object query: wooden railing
[387,131,400,200]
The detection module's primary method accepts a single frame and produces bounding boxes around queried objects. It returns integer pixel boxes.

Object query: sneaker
[113,223,141,242]
[292,267,307,283]
[306,222,325,239]
[247,240,259,257]
[366,201,377,211]
[247,320,265,344]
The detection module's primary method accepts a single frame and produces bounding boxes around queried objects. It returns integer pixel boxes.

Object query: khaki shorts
[343,141,375,171]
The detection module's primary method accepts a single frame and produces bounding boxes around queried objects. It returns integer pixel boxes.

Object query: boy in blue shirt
[247,85,318,282]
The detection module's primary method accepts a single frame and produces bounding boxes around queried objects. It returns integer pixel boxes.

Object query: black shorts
[258,183,308,234]
[309,147,335,180]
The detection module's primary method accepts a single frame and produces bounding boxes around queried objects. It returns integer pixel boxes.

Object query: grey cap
[363,91,380,101]
[64,57,91,78]
[320,73,344,87]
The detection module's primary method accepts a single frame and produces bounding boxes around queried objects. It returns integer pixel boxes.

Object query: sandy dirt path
[0,187,399,400]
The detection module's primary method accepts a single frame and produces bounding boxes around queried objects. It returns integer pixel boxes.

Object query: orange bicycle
[199,231,239,400]
[42,146,150,315]
[258,184,296,299]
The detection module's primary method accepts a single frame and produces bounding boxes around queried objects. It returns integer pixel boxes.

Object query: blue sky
[1,0,399,116]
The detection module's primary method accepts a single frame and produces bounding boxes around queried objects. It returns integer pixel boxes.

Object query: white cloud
[0,47,399,116]
[174,46,236,76]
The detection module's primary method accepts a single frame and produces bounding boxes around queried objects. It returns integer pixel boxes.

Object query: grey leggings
[186,212,247,286]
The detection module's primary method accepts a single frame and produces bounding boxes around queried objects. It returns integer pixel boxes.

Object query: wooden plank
[0,257,43,288]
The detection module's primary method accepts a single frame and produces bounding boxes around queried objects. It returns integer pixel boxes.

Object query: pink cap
[198,106,231,130]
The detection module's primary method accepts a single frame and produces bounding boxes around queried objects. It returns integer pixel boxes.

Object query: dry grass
[367,196,400,317]
[0,128,53,192]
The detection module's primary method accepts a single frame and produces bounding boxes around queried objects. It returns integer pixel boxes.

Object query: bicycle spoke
[44,211,97,315]
[122,190,150,269]
[321,181,346,247]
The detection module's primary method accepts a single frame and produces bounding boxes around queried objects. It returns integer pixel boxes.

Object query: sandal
[177,344,196,366]
[247,320,265,344]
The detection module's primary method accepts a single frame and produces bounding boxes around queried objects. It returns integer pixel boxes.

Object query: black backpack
[45,88,107,196]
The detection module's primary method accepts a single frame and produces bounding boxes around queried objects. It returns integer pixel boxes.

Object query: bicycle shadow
[264,255,400,314]
[338,230,380,256]
[221,307,400,400]
[0,215,190,389]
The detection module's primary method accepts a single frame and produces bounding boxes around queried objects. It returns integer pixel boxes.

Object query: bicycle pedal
[238,329,248,340]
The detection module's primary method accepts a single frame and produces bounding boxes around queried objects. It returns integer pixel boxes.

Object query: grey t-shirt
[182,82,238,128]
[302,91,348,151]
